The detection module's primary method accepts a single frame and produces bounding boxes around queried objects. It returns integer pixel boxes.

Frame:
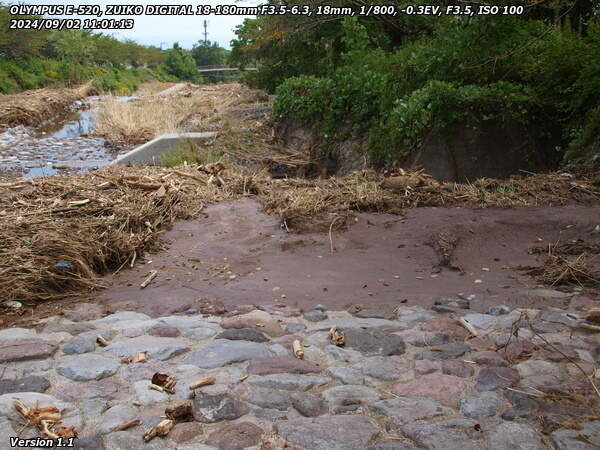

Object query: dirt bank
[0,84,98,131]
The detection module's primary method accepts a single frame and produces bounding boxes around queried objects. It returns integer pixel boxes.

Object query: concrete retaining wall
[113,132,216,166]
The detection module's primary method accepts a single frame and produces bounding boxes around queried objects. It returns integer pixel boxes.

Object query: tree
[164,43,198,81]
[191,40,229,67]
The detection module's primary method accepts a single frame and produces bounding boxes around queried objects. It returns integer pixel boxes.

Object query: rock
[185,339,270,369]
[206,422,263,450]
[414,343,470,361]
[220,310,285,337]
[502,409,537,421]
[183,327,219,340]
[486,305,511,316]
[214,328,269,342]
[528,288,570,299]
[0,339,58,363]
[460,391,502,418]
[157,315,220,333]
[304,309,328,322]
[43,322,96,336]
[247,374,329,391]
[403,418,482,450]
[354,308,392,319]
[461,313,497,330]
[170,422,203,444]
[497,340,536,361]
[246,387,289,411]
[0,417,15,446]
[476,367,519,391]
[535,343,578,362]
[539,308,580,328]
[98,404,138,434]
[64,303,103,321]
[396,307,437,324]
[133,379,168,406]
[275,415,379,449]
[284,323,307,333]
[290,392,325,417]
[104,430,169,450]
[95,311,151,323]
[254,407,287,420]
[366,442,419,450]
[324,345,363,363]
[247,356,323,375]
[148,324,181,337]
[514,359,562,378]
[435,297,470,309]
[442,360,474,378]
[111,319,159,337]
[313,304,327,312]
[354,356,414,381]
[0,328,37,342]
[369,397,454,425]
[0,376,50,395]
[55,379,121,402]
[62,335,96,355]
[485,422,544,450]
[192,393,249,423]
[550,420,600,449]
[392,373,468,407]
[103,336,189,361]
[327,367,364,385]
[57,354,119,381]
[343,328,405,356]
[504,388,541,411]
[415,360,441,374]
[322,385,380,408]
[471,351,508,366]
[71,433,105,449]
[403,331,449,347]
[421,318,470,340]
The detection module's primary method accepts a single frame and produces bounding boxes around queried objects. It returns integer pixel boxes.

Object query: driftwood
[329,326,345,346]
[143,419,174,442]
[140,270,158,288]
[165,402,193,422]
[293,340,304,359]
[113,419,141,432]
[189,376,216,390]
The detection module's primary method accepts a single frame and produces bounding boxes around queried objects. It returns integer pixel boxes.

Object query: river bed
[0,95,135,179]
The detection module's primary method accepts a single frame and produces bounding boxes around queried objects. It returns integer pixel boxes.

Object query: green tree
[191,40,229,67]
[164,43,198,81]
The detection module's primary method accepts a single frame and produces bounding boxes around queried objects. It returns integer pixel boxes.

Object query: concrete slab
[113,132,216,166]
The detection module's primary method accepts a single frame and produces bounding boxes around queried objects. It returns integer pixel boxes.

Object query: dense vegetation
[232,0,599,165]
[0,5,230,93]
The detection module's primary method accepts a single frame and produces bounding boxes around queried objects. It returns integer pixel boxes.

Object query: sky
[17,0,259,49]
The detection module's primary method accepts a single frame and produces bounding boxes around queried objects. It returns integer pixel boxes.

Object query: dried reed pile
[0,165,241,303]
[0,84,98,131]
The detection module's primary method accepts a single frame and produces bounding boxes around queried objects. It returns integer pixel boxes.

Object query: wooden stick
[140,270,158,289]
[189,376,216,390]
[143,419,174,442]
[293,340,304,359]
[96,335,109,347]
[458,318,478,336]
[113,419,141,432]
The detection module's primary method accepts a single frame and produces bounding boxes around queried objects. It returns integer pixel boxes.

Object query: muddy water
[0,95,136,178]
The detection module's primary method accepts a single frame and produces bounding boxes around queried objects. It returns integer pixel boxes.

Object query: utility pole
[203,20,208,44]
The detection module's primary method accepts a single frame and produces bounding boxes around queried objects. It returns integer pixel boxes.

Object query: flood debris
[96,335,109,347]
[329,326,345,346]
[143,419,174,442]
[165,402,194,422]
[293,339,304,359]
[13,400,78,440]
[140,270,158,289]
[150,372,176,394]
[122,351,148,364]
[189,376,216,390]
[112,419,141,432]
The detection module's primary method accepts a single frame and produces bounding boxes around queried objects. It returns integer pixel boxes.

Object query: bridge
[197,67,258,73]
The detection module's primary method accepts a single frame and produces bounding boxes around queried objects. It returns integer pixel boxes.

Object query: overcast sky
[17,0,259,49]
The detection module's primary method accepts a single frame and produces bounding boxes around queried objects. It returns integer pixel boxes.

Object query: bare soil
[89,199,600,317]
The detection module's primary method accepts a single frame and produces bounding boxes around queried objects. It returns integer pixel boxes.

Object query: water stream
[0,95,136,178]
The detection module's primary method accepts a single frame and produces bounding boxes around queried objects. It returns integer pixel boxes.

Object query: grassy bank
[0,57,177,95]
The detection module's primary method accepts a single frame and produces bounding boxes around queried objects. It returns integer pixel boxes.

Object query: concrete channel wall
[113,132,216,166]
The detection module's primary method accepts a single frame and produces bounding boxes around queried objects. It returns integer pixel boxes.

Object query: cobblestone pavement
[0,290,599,449]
